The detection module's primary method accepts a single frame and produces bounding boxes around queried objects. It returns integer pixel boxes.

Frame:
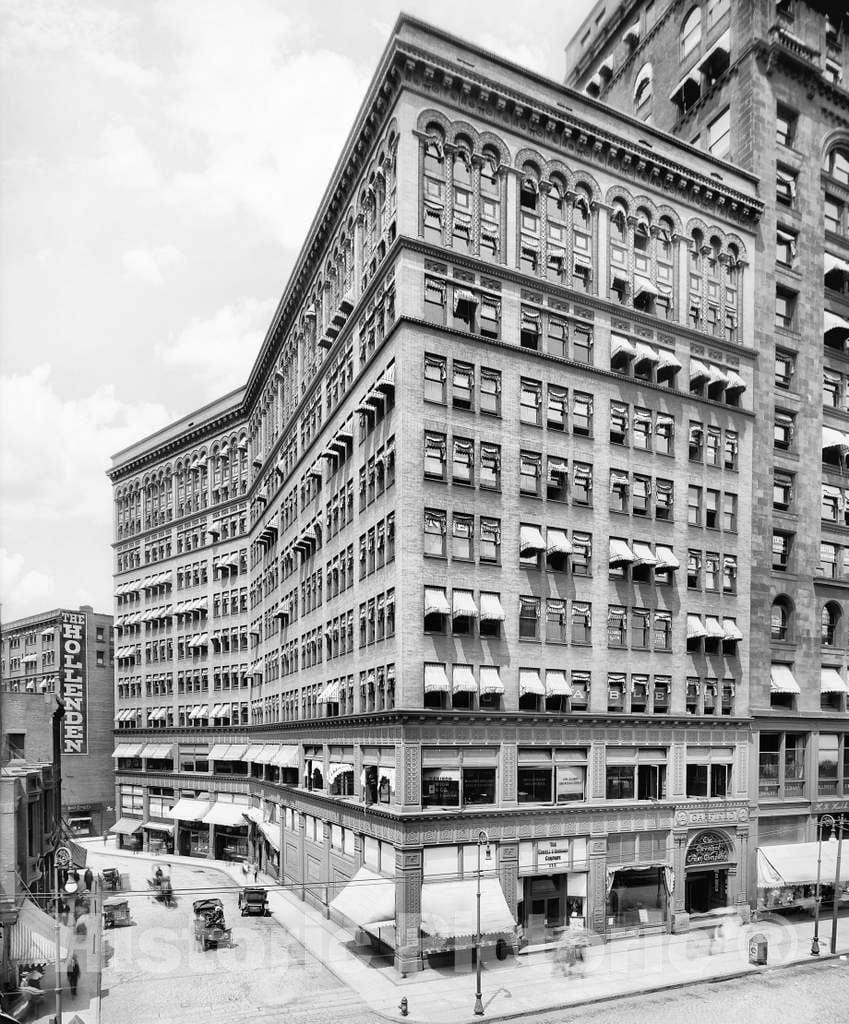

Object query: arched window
[479,147,501,260]
[573,185,592,229]
[519,163,541,274]
[424,126,445,176]
[822,603,841,646]
[658,215,674,259]
[771,597,792,642]
[634,63,653,110]
[825,146,849,186]
[520,176,538,212]
[547,178,568,283]
[481,148,499,195]
[610,200,628,243]
[681,7,702,58]
[634,208,652,253]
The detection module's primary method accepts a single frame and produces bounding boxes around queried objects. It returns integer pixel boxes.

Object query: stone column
[400,742,420,809]
[321,821,332,917]
[587,835,607,935]
[671,829,689,933]
[498,842,519,919]
[297,811,306,901]
[500,743,517,808]
[208,823,216,861]
[674,234,689,325]
[394,847,423,975]
[593,202,609,299]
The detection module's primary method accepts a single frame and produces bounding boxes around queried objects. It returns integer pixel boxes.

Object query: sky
[0,0,596,622]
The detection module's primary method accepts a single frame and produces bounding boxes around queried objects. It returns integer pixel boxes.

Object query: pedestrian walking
[66,954,81,997]
[83,867,93,892]
[253,864,259,883]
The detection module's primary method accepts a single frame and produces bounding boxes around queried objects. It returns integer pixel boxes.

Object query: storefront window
[608,867,668,929]
[422,768,460,807]
[462,768,496,804]
[421,748,497,807]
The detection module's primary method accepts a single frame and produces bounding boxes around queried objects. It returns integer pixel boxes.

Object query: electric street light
[474,829,491,1017]
[812,813,833,955]
[830,814,845,955]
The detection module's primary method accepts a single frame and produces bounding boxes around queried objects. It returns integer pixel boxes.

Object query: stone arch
[477,129,511,167]
[655,203,683,236]
[416,108,451,137]
[604,183,636,209]
[684,829,735,867]
[572,171,602,205]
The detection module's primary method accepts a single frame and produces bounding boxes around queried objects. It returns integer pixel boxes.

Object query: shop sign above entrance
[537,838,570,871]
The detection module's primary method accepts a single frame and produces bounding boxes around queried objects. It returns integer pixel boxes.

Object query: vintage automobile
[101,867,121,892]
[103,897,132,928]
[193,898,232,951]
[238,886,270,917]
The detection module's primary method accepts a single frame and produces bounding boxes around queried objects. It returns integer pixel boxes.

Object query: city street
[85,849,373,1024]
[510,958,849,1024]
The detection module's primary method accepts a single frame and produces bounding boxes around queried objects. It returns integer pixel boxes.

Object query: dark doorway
[685,868,728,914]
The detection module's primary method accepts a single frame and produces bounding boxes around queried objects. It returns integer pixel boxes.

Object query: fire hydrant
[399,996,409,1017]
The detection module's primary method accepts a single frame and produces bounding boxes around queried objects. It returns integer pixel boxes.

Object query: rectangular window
[424,278,446,324]
[607,605,627,648]
[573,463,592,506]
[479,443,501,490]
[708,107,731,159]
[774,473,793,511]
[452,438,474,484]
[776,104,796,148]
[479,369,501,416]
[775,350,794,389]
[519,596,540,640]
[573,323,593,363]
[571,602,592,644]
[424,355,447,403]
[777,166,797,206]
[573,392,593,436]
[610,402,629,445]
[547,317,568,358]
[547,386,568,431]
[776,228,797,268]
[452,361,474,410]
[774,411,794,451]
[633,409,651,451]
[424,432,446,479]
[655,415,674,455]
[520,307,541,350]
[479,517,501,564]
[632,475,650,517]
[609,470,629,514]
[571,532,591,577]
[825,194,843,234]
[479,295,501,339]
[451,514,473,561]
[547,456,569,502]
[424,509,447,557]
[773,531,791,571]
[722,492,737,532]
[705,488,719,529]
[520,379,542,426]
[546,599,568,643]
[775,287,796,330]
[688,485,702,526]
[723,556,737,594]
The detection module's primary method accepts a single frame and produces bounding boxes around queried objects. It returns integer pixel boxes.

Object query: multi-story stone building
[1,605,115,835]
[109,15,763,971]
[565,0,849,914]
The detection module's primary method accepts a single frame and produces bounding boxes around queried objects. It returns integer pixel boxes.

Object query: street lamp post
[830,815,845,955]
[812,813,833,955]
[474,829,491,1017]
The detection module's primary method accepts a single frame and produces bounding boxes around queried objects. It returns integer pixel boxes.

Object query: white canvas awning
[318,681,341,703]
[519,668,545,697]
[479,666,504,695]
[689,358,710,385]
[825,252,849,276]
[108,816,143,836]
[330,866,396,929]
[770,664,801,694]
[686,615,707,639]
[479,593,506,622]
[545,670,572,697]
[609,538,636,567]
[656,350,682,375]
[424,663,451,693]
[704,616,726,639]
[424,587,450,616]
[655,546,680,570]
[519,525,546,556]
[758,841,849,888]
[823,426,849,452]
[452,665,477,693]
[821,667,848,694]
[546,529,572,555]
[722,618,744,641]
[420,877,515,943]
[632,542,657,567]
[111,742,144,759]
[724,368,746,393]
[203,801,249,828]
[634,279,660,301]
[270,745,299,769]
[452,590,479,619]
[170,798,212,822]
[611,336,636,360]
[825,310,849,335]
[6,898,70,964]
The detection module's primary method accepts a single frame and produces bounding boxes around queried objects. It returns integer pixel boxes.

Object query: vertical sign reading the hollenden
[60,612,87,754]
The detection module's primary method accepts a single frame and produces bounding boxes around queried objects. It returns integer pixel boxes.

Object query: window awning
[270,745,299,768]
[519,525,546,556]
[141,743,174,759]
[669,67,701,101]
[722,618,744,641]
[329,866,396,929]
[170,798,212,822]
[634,278,660,301]
[143,821,175,834]
[479,666,504,695]
[825,310,849,336]
[452,665,477,693]
[654,546,680,572]
[689,358,710,385]
[109,816,143,836]
[208,743,231,760]
[424,663,451,693]
[825,252,849,276]
[706,364,727,388]
[821,667,848,694]
[546,528,572,555]
[545,670,572,697]
[452,590,479,619]
[611,336,636,360]
[823,426,849,452]
[704,616,726,639]
[609,538,636,567]
[724,368,746,394]
[318,680,341,703]
[242,744,266,762]
[420,877,515,943]
[770,664,801,694]
[5,898,69,964]
[424,587,450,617]
[656,350,682,375]
[479,593,506,622]
[453,288,478,314]
[258,820,280,850]
[519,668,545,696]
[632,542,657,567]
[112,742,144,759]
[327,762,354,785]
[687,615,707,639]
[203,801,249,829]
[758,841,849,888]
[699,28,730,71]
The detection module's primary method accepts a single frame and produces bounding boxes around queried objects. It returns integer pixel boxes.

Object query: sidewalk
[81,838,849,1023]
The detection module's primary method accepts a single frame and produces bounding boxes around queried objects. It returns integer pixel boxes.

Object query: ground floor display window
[607,867,668,929]
[214,824,248,861]
[181,827,209,858]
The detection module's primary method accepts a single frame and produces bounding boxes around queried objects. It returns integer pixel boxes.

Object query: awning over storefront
[3,899,69,964]
[242,744,266,762]
[140,743,174,759]
[258,820,280,851]
[758,841,849,888]
[109,816,143,836]
[420,877,515,942]
[169,798,212,822]
[142,821,175,834]
[327,762,354,785]
[329,866,396,929]
[111,742,144,759]
[770,664,801,694]
[203,802,249,828]
[821,667,848,694]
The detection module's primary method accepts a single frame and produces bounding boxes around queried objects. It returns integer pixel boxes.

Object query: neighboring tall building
[109,15,763,971]
[1,605,115,835]
[565,0,849,908]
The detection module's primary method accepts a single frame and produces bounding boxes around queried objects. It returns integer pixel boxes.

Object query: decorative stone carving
[685,830,734,866]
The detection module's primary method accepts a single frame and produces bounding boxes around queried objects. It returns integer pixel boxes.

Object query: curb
[83,845,849,1024]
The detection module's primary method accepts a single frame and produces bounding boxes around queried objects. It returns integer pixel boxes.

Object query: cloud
[0,548,56,620]
[156,296,275,400]
[95,123,163,192]
[0,365,171,525]
[122,243,184,286]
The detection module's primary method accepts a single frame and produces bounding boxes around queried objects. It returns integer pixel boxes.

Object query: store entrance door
[523,876,563,943]
[685,868,728,914]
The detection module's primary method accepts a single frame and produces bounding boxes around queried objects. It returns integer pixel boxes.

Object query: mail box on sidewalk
[748,933,767,965]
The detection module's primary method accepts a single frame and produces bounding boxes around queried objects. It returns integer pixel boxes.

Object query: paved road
[88,850,374,1024]
[508,957,849,1024]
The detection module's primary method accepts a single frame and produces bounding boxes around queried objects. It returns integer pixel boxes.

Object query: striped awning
[3,899,69,964]
[479,666,504,695]
[452,665,477,694]
[519,525,546,556]
[770,664,801,695]
[821,667,848,694]
[609,538,636,567]
[723,618,744,641]
[655,546,680,570]
[479,593,506,622]
[424,664,450,693]
[686,615,707,639]
[546,529,572,555]
[519,668,545,697]
[424,587,450,616]
[109,816,143,836]
[545,670,572,697]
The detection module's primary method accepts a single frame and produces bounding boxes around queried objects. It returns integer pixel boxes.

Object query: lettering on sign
[537,838,570,871]
[60,612,88,755]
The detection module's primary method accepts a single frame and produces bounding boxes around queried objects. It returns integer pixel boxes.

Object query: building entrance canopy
[420,877,515,943]
[329,865,395,930]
